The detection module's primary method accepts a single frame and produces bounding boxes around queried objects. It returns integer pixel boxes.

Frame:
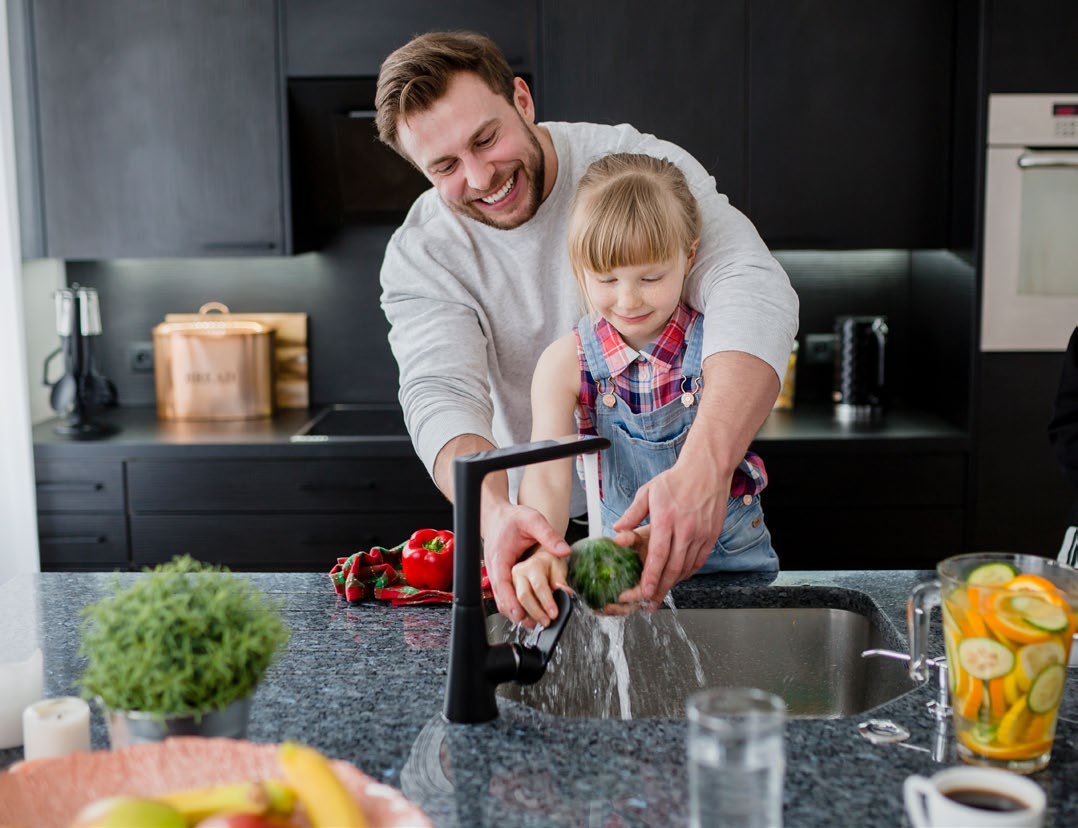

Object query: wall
[0,0,39,580]
[67,223,400,409]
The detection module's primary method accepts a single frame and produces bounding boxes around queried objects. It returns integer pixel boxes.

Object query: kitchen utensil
[908,553,1077,773]
[45,285,117,438]
[832,315,888,423]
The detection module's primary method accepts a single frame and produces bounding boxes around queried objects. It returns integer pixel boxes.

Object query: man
[377,32,798,624]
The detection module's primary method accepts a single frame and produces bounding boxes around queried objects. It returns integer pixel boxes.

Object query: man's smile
[476,170,518,208]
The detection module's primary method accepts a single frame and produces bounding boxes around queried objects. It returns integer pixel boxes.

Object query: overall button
[742,494,753,506]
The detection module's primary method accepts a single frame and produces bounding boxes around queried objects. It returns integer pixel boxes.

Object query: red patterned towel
[328,542,491,605]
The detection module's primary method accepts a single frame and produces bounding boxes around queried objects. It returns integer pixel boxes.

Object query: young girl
[512,153,778,626]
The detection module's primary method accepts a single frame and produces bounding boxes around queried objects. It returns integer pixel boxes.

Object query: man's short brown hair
[375,31,517,158]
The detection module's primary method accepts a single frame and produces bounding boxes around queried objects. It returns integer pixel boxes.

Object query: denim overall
[578,313,779,573]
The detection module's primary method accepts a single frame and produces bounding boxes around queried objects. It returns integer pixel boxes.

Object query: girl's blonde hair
[567,153,700,299]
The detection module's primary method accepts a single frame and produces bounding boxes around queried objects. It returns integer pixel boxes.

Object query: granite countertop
[1,570,1073,826]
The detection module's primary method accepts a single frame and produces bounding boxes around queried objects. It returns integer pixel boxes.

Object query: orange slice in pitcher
[959,730,1053,761]
[958,678,984,720]
[985,595,1052,644]
[1004,574,1067,606]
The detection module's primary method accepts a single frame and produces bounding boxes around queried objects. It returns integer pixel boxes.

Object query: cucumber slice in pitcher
[967,562,1019,585]
[1027,663,1065,715]
[1009,594,1069,633]
[958,637,1015,680]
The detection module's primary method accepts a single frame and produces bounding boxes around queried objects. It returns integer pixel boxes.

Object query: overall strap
[680,312,706,400]
[577,313,613,383]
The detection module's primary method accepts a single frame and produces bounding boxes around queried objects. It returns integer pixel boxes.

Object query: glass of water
[687,687,786,828]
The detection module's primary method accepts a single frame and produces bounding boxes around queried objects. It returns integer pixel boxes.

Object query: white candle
[0,648,43,749]
[22,696,91,760]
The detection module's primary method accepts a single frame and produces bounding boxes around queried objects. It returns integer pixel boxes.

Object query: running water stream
[508,591,709,719]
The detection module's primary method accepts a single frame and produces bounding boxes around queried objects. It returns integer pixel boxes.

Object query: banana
[278,741,368,828]
[156,780,295,825]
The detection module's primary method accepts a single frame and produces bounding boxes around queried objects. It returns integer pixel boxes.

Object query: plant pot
[102,696,252,749]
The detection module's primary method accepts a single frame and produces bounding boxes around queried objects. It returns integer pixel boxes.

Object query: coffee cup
[904,766,1045,827]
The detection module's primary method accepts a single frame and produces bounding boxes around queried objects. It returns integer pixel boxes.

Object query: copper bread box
[153,304,275,421]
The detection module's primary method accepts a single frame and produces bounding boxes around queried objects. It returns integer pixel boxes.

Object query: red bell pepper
[401,528,455,592]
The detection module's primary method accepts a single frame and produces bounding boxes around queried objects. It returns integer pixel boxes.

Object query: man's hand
[612,462,731,605]
[613,351,779,604]
[484,500,571,624]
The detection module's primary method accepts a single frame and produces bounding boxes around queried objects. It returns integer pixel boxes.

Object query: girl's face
[584,245,697,351]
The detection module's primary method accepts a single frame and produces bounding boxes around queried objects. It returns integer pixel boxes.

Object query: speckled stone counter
[1,571,1074,826]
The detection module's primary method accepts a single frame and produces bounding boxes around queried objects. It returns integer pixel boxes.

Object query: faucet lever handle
[515,589,574,685]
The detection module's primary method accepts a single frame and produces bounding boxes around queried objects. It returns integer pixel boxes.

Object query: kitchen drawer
[130,511,452,570]
[127,458,445,513]
[760,452,966,509]
[37,513,129,570]
[34,460,125,512]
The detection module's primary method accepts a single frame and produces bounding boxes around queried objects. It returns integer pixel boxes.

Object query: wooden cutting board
[165,304,309,408]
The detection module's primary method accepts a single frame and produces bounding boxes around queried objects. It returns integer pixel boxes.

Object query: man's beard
[453,120,545,231]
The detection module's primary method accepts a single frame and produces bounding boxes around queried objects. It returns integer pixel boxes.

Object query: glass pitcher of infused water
[909,553,1078,773]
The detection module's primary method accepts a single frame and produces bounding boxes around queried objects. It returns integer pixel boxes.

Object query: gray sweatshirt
[380,121,799,512]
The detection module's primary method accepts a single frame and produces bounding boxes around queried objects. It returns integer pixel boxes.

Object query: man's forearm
[682,351,779,478]
[433,433,514,538]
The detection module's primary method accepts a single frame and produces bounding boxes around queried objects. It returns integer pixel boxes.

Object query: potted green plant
[78,555,291,747]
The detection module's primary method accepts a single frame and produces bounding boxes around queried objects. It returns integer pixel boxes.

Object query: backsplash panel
[68,239,970,420]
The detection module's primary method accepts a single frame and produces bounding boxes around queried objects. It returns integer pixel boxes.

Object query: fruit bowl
[0,737,430,828]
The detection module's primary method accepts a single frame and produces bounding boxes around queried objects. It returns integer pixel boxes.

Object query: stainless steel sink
[490,589,915,720]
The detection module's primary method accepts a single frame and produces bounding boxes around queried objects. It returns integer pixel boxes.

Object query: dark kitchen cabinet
[758,449,968,570]
[747,0,955,248]
[984,0,1078,92]
[285,0,535,77]
[125,457,451,570]
[538,1,957,249]
[34,460,128,570]
[29,0,286,258]
[538,1,748,208]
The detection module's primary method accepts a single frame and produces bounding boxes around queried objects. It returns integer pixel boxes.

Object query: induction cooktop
[290,404,409,442]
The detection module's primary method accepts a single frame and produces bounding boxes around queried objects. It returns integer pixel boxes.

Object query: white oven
[982,94,1078,351]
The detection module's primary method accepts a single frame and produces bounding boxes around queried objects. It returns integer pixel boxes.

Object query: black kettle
[832,315,888,423]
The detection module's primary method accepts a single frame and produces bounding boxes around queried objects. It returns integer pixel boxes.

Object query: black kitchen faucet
[444,434,610,724]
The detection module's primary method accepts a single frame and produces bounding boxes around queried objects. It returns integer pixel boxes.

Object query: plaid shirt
[576,304,767,497]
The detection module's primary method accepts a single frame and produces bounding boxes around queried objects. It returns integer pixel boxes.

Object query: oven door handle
[1017,152,1078,169]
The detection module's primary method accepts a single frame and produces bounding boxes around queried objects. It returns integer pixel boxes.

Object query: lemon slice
[996,695,1031,745]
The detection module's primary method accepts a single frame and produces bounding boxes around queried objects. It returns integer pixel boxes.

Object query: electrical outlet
[804,333,837,365]
[128,341,154,373]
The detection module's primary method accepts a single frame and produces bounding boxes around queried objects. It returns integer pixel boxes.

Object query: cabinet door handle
[38,481,105,492]
[41,535,107,545]
[201,241,278,252]
[297,481,376,493]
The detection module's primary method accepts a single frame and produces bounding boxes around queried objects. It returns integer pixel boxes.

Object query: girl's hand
[511,550,569,629]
